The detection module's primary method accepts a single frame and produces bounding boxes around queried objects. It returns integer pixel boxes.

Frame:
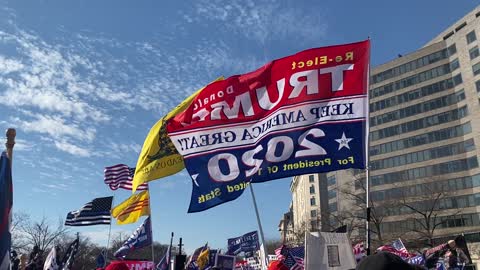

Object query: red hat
[268,260,288,270]
[105,261,129,270]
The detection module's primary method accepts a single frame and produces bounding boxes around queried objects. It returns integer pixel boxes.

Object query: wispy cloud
[190,0,328,45]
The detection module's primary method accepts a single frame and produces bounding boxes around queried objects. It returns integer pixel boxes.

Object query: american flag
[283,247,304,270]
[352,242,366,261]
[391,239,407,253]
[275,245,286,261]
[104,164,148,191]
[65,197,113,226]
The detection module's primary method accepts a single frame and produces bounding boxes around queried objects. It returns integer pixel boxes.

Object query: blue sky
[1,0,478,255]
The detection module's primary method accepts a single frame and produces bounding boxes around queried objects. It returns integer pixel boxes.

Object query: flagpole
[5,128,15,166]
[365,37,372,256]
[106,194,115,260]
[248,184,268,270]
[148,183,155,264]
[168,232,173,270]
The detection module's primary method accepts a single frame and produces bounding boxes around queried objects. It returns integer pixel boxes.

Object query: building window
[327,176,336,186]
[476,80,480,92]
[309,185,315,194]
[311,210,317,218]
[448,44,457,56]
[450,58,460,70]
[310,197,316,206]
[309,175,314,183]
[467,30,477,44]
[453,74,463,85]
[310,221,317,231]
[328,190,336,200]
[473,63,480,76]
[470,47,479,60]
[329,202,338,212]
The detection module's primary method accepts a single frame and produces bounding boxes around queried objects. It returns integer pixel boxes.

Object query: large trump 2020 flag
[167,40,370,212]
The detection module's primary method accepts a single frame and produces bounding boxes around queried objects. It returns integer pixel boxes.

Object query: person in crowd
[10,250,20,270]
[356,252,426,270]
[446,240,470,269]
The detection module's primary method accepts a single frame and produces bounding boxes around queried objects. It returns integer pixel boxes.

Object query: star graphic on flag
[335,132,353,150]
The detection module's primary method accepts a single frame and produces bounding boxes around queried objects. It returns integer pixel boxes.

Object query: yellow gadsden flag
[111,190,150,225]
[132,77,224,192]
[197,247,210,270]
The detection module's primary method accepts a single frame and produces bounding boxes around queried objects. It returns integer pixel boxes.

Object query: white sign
[305,232,356,270]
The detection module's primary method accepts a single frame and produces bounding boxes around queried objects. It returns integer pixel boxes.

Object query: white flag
[43,246,59,270]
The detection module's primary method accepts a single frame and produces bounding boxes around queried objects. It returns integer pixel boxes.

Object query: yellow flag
[132,77,224,192]
[111,190,150,225]
[197,247,209,270]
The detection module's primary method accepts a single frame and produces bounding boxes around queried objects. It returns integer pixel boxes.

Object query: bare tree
[398,184,455,247]
[19,215,68,254]
[336,173,388,246]
[11,211,31,253]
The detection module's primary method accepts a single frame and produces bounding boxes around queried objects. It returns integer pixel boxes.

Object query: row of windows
[378,192,480,217]
[370,156,479,187]
[370,77,459,113]
[371,106,468,141]
[370,139,475,171]
[371,47,454,84]
[327,175,336,186]
[370,90,465,127]
[370,64,452,98]
[370,122,472,156]
[381,213,480,234]
[371,173,480,202]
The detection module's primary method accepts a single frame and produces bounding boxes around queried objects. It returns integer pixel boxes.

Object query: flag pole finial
[5,128,16,164]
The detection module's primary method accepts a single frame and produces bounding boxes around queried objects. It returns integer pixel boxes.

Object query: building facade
[368,6,480,242]
[282,5,480,245]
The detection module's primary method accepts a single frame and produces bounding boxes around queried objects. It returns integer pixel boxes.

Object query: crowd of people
[357,239,471,270]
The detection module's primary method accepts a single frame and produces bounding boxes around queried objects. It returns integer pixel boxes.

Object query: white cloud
[13,138,34,151]
[11,114,95,142]
[192,0,328,44]
[54,140,91,157]
[0,55,24,74]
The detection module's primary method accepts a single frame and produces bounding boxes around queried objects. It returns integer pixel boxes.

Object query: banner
[227,231,259,256]
[215,254,236,270]
[132,77,223,192]
[167,40,370,212]
[114,217,152,258]
[305,232,356,270]
[113,260,154,270]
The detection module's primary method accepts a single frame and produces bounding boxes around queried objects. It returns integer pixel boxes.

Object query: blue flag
[227,231,259,255]
[0,152,12,270]
[114,217,152,258]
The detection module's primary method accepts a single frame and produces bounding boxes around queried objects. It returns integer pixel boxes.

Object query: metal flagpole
[365,37,372,256]
[168,232,173,270]
[106,194,115,261]
[147,183,155,263]
[248,184,269,270]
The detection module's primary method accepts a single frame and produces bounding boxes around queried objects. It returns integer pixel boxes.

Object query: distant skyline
[0,0,478,254]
